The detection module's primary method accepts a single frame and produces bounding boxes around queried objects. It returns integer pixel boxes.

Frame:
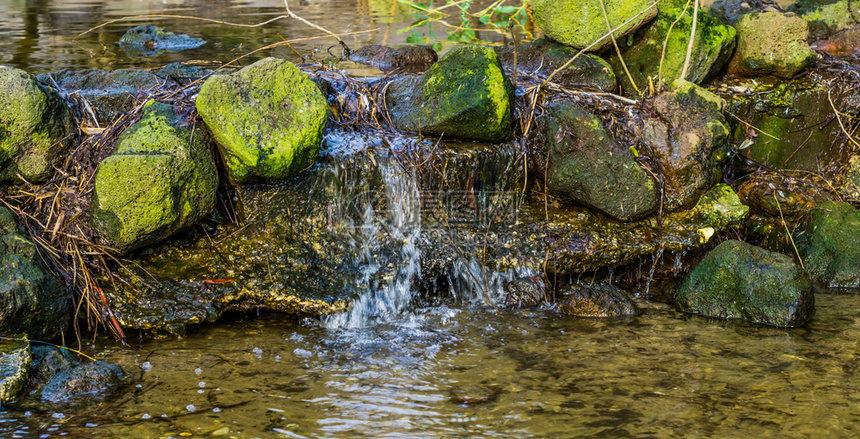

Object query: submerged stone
[540,100,659,221]
[556,282,637,317]
[676,240,813,327]
[0,66,74,183]
[349,44,437,73]
[798,201,860,288]
[32,347,123,404]
[0,337,31,406]
[504,274,552,308]
[385,45,514,143]
[532,0,658,52]
[728,12,816,79]
[636,80,731,211]
[196,57,328,184]
[494,38,617,92]
[92,100,218,255]
[606,0,736,96]
[37,68,161,123]
[0,207,70,340]
[118,24,205,56]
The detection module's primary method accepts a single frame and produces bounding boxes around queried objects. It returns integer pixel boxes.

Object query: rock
[0,337,31,406]
[736,172,836,218]
[348,44,437,73]
[504,274,552,308]
[842,155,860,198]
[727,12,817,79]
[720,75,856,172]
[0,207,70,340]
[606,0,736,96]
[37,68,161,123]
[789,0,860,38]
[811,25,860,57]
[196,57,328,184]
[385,45,514,143]
[637,80,731,211]
[676,239,813,327]
[798,201,860,288]
[92,100,218,255]
[118,24,205,56]
[532,0,659,52]
[0,66,74,183]
[556,282,637,317]
[156,62,215,83]
[494,38,617,92]
[710,0,784,24]
[541,100,659,221]
[30,347,123,404]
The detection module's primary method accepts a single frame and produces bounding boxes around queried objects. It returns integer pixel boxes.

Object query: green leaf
[494,5,518,14]
[432,42,443,52]
[479,15,491,24]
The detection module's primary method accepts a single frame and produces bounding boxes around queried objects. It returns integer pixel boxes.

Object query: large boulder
[196,57,328,184]
[0,67,74,183]
[636,80,731,211]
[606,0,736,96]
[541,100,659,221]
[0,207,70,340]
[798,201,860,288]
[727,12,817,79]
[37,68,161,123]
[92,100,218,255]
[676,239,814,327]
[494,38,617,92]
[385,45,514,143]
[532,0,659,52]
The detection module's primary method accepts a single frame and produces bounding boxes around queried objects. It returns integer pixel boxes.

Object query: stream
[2,0,860,438]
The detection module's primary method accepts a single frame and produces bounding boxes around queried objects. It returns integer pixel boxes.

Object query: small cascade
[323,159,423,330]
[447,259,536,306]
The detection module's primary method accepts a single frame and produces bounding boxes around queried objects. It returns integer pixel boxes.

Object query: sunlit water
[4,1,860,438]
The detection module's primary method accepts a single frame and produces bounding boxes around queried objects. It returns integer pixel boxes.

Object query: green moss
[534,0,658,51]
[799,201,860,287]
[196,57,327,184]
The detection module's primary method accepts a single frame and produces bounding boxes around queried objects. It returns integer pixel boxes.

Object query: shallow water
[2,292,860,438]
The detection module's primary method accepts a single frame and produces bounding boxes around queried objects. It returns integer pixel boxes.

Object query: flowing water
[3,1,860,438]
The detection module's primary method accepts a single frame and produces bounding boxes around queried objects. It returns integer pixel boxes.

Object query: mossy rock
[533,0,659,52]
[495,38,617,92]
[542,100,659,221]
[728,12,817,79]
[118,24,205,56]
[196,57,328,184]
[0,67,74,183]
[557,282,637,317]
[677,240,814,327]
[606,0,736,96]
[0,337,32,406]
[0,207,70,340]
[789,0,860,38]
[798,201,860,288]
[386,45,514,143]
[92,100,218,255]
[636,80,730,211]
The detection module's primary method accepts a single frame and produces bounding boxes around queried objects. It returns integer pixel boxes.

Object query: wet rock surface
[37,68,161,122]
[504,275,552,308]
[0,338,31,405]
[789,0,860,38]
[0,207,70,340]
[494,38,616,92]
[607,0,736,96]
[842,155,860,198]
[196,57,328,184]
[532,0,658,52]
[556,282,638,317]
[92,100,218,255]
[118,25,205,56]
[736,171,837,218]
[728,12,817,79]
[710,0,784,23]
[385,45,514,143]
[29,346,123,405]
[811,25,860,57]
[348,44,437,73]
[0,67,74,183]
[798,201,860,288]
[676,239,814,327]
[540,100,659,221]
[636,80,731,211]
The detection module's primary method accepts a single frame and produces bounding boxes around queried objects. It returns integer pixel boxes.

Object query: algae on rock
[798,201,860,288]
[385,45,514,143]
[92,100,218,255]
[727,12,817,79]
[532,0,658,52]
[0,67,74,183]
